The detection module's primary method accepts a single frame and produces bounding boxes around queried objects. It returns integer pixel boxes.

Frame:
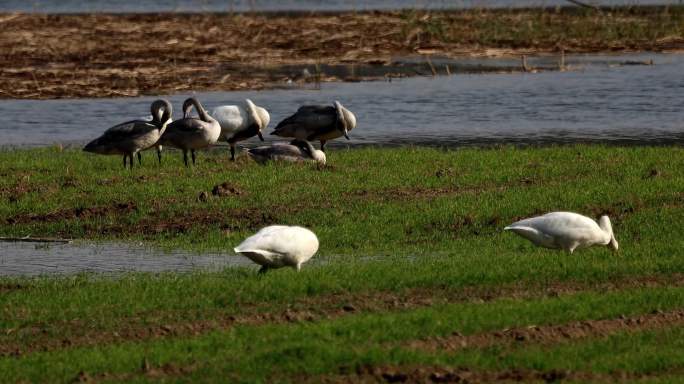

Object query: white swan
[234,225,319,273]
[83,99,172,169]
[246,139,326,165]
[504,212,619,253]
[158,97,221,167]
[211,99,270,160]
[271,100,356,152]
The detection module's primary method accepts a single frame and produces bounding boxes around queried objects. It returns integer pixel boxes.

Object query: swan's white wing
[212,105,247,139]
[234,226,318,266]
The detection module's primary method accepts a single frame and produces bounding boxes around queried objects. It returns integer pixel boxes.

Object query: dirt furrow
[309,366,680,383]
[2,273,683,358]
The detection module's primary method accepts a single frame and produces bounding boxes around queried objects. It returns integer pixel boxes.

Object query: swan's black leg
[183,150,189,167]
[258,265,269,274]
[122,155,127,169]
[137,152,142,166]
[191,150,196,165]
[129,154,134,170]
[157,147,162,164]
[230,145,235,161]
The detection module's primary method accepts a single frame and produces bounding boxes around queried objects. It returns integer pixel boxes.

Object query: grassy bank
[2,145,684,382]
[3,6,684,99]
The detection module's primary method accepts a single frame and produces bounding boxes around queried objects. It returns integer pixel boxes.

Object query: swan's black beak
[257,131,264,141]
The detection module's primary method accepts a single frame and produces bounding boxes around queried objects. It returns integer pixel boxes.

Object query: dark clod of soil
[211,182,243,197]
[198,191,209,202]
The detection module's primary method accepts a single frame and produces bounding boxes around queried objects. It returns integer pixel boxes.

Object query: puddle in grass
[0,240,254,277]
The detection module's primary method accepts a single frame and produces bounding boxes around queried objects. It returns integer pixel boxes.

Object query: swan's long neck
[599,215,618,250]
[192,99,212,122]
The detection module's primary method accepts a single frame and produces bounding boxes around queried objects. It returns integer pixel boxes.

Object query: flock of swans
[84,96,356,168]
[83,97,618,273]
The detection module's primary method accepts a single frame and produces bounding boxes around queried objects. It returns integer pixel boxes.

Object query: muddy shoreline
[1,7,683,99]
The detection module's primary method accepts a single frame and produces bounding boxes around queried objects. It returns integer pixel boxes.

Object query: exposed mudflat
[1,8,683,99]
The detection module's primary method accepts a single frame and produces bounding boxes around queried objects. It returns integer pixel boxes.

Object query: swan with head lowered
[271,100,356,152]
[246,139,326,165]
[83,99,172,169]
[234,225,319,273]
[504,212,619,253]
[158,97,221,167]
[211,99,270,160]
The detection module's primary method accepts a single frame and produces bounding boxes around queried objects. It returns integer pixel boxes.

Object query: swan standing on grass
[246,139,326,165]
[234,225,319,273]
[504,212,619,253]
[211,99,270,161]
[271,100,356,152]
[158,97,221,167]
[141,107,174,164]
[83,99,172,169]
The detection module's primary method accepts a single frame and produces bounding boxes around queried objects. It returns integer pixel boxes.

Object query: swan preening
[211,99,270,160]
[234,225,319,273]
[271,100,356,152]
[246,139,326,165]
[504,212,619,253]
[83,99,172,169]
[158,97,221,167]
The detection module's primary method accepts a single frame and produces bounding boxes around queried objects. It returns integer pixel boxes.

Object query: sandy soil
[1,9,683,99]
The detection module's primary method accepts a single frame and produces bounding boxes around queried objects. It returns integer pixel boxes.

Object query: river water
[2,53,683,148]
[2,0,682,13]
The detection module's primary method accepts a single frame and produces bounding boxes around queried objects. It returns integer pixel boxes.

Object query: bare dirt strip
[3,273,684,358]
[309,366,684,383]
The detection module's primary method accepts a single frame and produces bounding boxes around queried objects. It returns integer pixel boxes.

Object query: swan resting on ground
[246,139,326,165]
[504,211,618,253]
[83,99,172,169]
[234,225,319,273]
[271,100,356,152]
[211,99,270,160]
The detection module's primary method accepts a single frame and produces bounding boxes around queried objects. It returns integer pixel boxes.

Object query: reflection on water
[2,53,682,148]
[0,241,253,276]
[2,0,681,13]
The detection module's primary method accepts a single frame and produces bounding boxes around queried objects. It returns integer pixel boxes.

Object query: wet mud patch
[3,273,684,358]
[5,201,137,225]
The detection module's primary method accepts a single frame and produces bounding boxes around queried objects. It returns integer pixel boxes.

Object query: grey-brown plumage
[83,99,172,169]
[271,100,356,152]
[246,140,326,165]
[158,97,221,167]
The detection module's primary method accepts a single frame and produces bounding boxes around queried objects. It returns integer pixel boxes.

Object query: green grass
[1,145,684,382]
[2,285,683,382]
